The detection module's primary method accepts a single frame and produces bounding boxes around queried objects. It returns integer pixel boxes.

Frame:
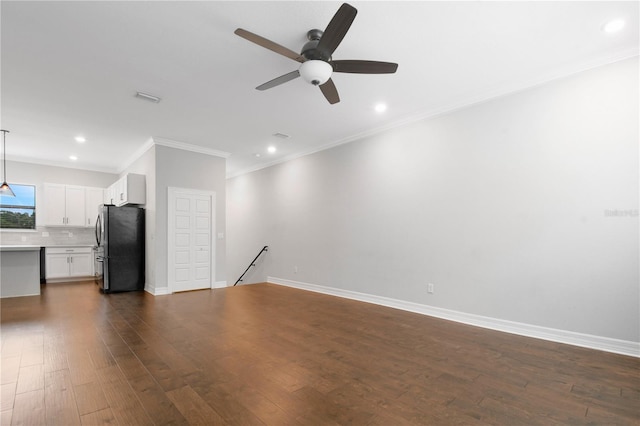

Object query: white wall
[227,57,639,344]
[155,145,227,291]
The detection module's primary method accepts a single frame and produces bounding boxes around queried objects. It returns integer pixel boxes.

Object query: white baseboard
[146,282,227,294]
[144,283,170,296]
[46,277,94,284]
[267,276,640,358]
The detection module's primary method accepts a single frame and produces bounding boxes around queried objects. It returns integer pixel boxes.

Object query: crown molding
[153,137,231,159]
[118,136,232,174]
[118,138,156,174]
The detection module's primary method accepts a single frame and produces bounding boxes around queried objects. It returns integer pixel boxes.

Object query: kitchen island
[0,245,41,298]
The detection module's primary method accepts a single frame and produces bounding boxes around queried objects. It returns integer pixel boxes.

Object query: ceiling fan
[234,3,398,105]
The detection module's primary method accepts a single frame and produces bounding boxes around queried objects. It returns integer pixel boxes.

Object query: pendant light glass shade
[0,130,15,197]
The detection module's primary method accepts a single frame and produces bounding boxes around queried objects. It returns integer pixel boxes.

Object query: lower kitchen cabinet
[45,247,93,280]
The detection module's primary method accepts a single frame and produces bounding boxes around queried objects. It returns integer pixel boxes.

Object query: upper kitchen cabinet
[43,185,106,228]
[43,184,86,227]
[107,173,145,206]
[85,187,105,227]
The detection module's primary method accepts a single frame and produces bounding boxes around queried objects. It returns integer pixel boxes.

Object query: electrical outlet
[427,283,434,294]
[21,236,27,242]
[294,266,298,274]
[42,231,49,237]
[68,232,73,238]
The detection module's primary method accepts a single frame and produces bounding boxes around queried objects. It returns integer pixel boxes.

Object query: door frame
[167,187,216,294]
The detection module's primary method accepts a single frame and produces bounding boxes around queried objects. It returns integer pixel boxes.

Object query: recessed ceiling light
[74,136,86,143]
[254,153,261,158]
[267,146,276,154]
[374,103,387,113]
[135,91,162,103]
[69,155,78,161]
[602,19,625,33]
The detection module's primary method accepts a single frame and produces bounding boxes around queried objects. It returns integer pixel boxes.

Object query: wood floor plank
[80,407,118,425]
[100,381,154,425]
[0,335,23,359]
[44,369,81,425]
[166,385,227,425]
[128,373,189,425]
[73,380,109,416]
[0,382,16,412]
[43,343,68,373]
[67,349,98,386]
[15,364,44,394]
[19,345,43,367]
[86,346,116,370]
[11,389,45,426]
[0,408,12,426]
[1,281,638,425]
[0,356,21,385]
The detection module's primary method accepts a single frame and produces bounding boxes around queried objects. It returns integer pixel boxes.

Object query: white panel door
[168,188,214,293]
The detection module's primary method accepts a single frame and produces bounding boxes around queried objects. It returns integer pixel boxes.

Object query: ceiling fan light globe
[299,60,332,86]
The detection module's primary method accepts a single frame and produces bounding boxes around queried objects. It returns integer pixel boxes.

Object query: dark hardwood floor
[1,281,638,425]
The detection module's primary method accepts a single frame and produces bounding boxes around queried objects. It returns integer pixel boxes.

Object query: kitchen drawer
[46,247,92,255]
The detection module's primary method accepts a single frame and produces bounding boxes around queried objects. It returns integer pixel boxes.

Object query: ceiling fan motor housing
[301,29,330,61]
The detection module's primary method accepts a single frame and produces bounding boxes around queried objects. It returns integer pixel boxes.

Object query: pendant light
[0,130,15,197]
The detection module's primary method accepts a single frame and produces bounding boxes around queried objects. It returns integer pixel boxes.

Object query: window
[0,184,36,229]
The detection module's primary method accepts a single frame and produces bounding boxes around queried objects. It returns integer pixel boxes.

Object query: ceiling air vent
[135,91,162,103]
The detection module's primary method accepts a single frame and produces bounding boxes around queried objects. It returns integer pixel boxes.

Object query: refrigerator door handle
[95,213,102,246]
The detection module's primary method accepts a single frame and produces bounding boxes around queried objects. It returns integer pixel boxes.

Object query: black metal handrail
[234,246,269,286]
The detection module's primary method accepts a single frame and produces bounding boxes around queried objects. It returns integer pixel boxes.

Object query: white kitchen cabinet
[46,253,72,278]
[43,184,86,227]
[45,247,93,280]
[108,173,145,206]
[85,187,104,227]
[69,252,93,277]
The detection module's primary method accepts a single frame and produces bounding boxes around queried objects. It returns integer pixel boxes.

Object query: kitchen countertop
[44,244,96,248]
[0,245,42,251]
[0,244,96,251]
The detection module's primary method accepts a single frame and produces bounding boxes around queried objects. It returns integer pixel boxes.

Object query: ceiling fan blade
[316,3,357,59]
[319,78,340,104]
[256,70,300,91]
[331,60,398,74]
[235,28,305,63]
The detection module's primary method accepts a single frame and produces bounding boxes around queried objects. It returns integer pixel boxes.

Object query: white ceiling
[1,1,638,177]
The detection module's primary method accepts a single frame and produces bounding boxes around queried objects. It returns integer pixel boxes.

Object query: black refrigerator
[95,205,145,293]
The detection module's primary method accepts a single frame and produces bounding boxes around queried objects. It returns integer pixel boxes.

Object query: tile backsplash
[0,227,96,247]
